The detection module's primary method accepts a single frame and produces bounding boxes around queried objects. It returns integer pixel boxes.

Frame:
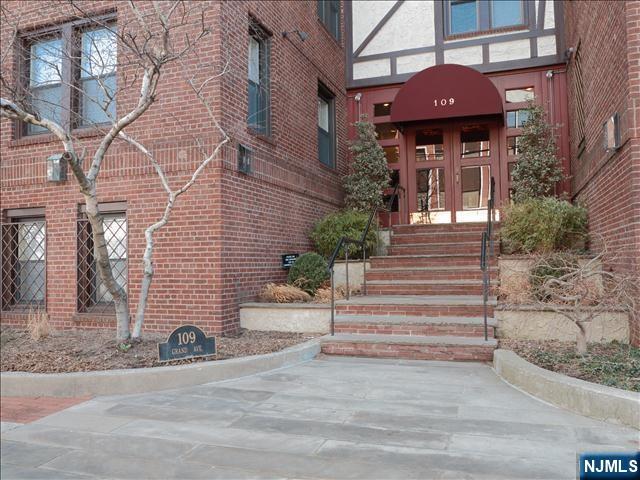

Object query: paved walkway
[1,356,638,479]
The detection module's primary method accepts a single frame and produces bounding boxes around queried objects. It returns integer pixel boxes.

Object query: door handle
[456,172,460,184]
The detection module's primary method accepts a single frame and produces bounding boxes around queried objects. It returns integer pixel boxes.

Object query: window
[507,135,521,155]
[28,38,63,134]
[24,21,117,135]
[318,0,340,40]
[247,21,270,135]
[417,168,445,212]
[80,27,117,125]
[1,214,46,311]
[383,146,399,165]
[77,209,127,313]
[318,83,336,168]
[573,46,586,145]
[383,169,401,212]
[447,0,526,37]
[416,128,444,162]
[506,109,530,128]
[374,102,392,117]
[461,125,490,158]
[505,87,534,103]
[375,123,399,140]
[461,165,491,209]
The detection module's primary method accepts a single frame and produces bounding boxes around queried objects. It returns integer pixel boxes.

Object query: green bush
[287,253,329,295]
[501,197,588,253]
[530,252,580,301]
[310,210,378,259]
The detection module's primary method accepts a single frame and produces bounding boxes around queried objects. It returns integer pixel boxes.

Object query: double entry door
[406,121,499,224]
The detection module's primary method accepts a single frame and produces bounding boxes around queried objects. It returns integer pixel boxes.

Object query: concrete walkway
[1,356,638,479]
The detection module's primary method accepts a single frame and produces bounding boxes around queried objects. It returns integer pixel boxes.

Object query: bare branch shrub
[529,243,637,354]
[27,309,50,341]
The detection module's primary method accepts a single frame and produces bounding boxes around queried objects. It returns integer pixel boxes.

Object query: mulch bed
[500,339,640,392]
[0,327,318,373]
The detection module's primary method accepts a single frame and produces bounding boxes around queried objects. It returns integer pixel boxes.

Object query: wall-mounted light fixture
[282,30,309,41]
[47,153,67,182]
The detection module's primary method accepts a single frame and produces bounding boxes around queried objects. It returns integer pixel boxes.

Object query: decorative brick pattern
[321,341,494,361]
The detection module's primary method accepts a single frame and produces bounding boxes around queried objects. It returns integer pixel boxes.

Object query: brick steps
[388,242,482,256]
[392,222,491,234]
[323,222,498,362]
[365,267,497,282]
[365,280,490,296]
[320,334,497,361]
[370,254,484,268]
[335,295,495,317]
[334,314,495,336]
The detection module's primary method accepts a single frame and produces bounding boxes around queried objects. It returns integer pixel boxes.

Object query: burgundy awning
[390,64,503,124]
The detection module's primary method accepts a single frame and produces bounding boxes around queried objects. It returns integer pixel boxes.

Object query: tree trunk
[131,227,156,339]
[575,321,588,354]
[84,195,131,341]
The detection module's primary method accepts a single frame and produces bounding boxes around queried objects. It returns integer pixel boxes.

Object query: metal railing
[480,176,496,341]
[327,184,404,335]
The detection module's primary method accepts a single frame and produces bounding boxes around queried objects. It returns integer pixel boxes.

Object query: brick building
[1,0,638,345]
[563,0,640,345]
[1,0,346,335]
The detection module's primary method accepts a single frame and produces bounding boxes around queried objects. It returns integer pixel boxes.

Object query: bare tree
[1,1,228,342]
[529,246,637,354]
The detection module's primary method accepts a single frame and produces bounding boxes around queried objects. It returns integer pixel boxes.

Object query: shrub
[310,210,378,259]
[344,119,391,212]
[510,102,565,203]
[530,252,580,302]
[259,283,311,303]
[287,253,329,295]
[27,309,50,341]
[501,197,588,253]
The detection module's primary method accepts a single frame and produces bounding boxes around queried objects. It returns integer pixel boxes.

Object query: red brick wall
[564,0,640,345]
[1,1,346,335]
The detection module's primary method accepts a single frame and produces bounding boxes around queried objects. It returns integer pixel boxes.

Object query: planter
[0,339,321,397]
[240,302,330,333]
[495,306,629,343]
[494,349,640,430]
[332,260,371,290]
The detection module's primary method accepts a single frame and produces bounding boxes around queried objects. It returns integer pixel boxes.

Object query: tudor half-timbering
[346,0,570,224]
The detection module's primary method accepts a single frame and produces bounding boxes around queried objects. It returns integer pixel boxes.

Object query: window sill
[444,24,529,42]
[318,159,338,172]
[247,127,276,146]
[10,124,112,148]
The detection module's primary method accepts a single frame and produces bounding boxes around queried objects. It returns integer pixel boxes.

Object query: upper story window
[447,0,526,37]
[80,27,117,126]
[318,83,336,168]
[318,0,340,41]
[24,21,117,136]
[247,21,270,136]
[28,38,64,134]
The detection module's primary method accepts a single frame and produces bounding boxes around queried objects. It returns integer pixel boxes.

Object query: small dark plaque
[158,325,216,362]
[282,253,299,269]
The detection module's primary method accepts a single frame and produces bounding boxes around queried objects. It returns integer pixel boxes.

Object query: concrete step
[388,242,483,256]
[392,222,498,235]
[370,254,493,268]
[320,334,497,361]
[391,231,495,245]
[335,295,496,317]
[365,266,498,282]
[334,314,496,337]
[365,279,491,296]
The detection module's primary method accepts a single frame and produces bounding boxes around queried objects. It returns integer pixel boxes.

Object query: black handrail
[327,183,405,335]
[480,177,496,341]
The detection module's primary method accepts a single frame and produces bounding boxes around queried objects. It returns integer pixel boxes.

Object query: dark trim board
[349,54,563,89]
